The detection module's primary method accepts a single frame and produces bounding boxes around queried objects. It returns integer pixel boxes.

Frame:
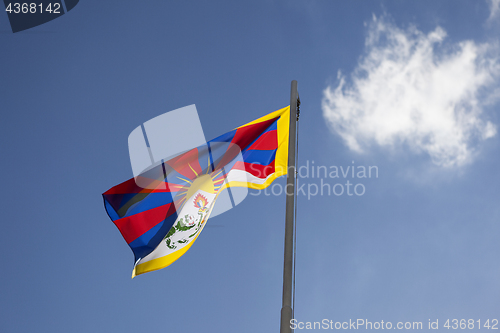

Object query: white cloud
[322,15,500,167]
[488,0,500,21]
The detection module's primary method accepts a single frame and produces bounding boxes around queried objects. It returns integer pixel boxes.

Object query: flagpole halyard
[280,80,298,333]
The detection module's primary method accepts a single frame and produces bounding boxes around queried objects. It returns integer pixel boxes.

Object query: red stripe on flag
[232,118,278,151]
[246,130,278,151]
[113,202,177,244]
[104,176,175,195]
[215,118,278,169]
[166,148,202,180]
[104,178,155,195]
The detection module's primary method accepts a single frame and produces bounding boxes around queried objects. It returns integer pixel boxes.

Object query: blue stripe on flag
[242,149,277,165]
[121,192,175,218]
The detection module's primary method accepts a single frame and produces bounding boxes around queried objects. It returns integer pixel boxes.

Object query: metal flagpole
[280,80,298,333]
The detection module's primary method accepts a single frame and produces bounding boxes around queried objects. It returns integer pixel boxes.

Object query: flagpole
[280,80,298,333]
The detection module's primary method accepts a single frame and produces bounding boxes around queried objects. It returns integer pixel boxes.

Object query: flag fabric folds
[103,106,290,277]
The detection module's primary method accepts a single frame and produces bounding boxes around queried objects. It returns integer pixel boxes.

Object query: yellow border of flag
[132,106,290,277]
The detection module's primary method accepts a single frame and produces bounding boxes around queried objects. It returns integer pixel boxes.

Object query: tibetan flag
[103,106,290,277]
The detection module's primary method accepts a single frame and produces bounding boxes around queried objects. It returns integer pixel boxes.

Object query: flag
[103,106,290,277]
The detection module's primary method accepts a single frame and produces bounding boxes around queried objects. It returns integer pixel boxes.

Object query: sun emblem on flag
[162,155,227,250]
[167,153,227,211]
[193,193,209,212]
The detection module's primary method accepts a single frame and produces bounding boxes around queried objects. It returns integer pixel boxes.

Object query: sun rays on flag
[169,158,227,210]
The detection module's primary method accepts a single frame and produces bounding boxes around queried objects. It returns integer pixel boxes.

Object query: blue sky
[1,1,500,332]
